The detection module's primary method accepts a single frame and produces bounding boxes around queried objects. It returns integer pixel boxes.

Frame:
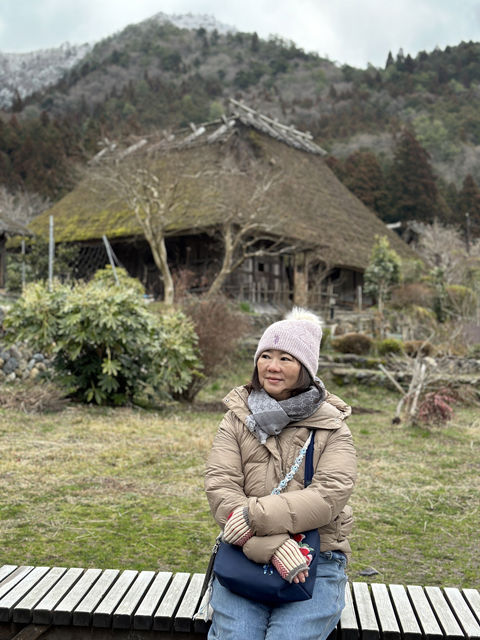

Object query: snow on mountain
[0,42,91,108]
[147,12,237,35]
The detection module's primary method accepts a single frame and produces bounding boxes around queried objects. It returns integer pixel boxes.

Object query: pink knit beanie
[254,307,323,380]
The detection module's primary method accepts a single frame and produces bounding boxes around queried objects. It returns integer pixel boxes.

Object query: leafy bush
[4,275,201,405]
[173,295,251,401]
[467,343,480,359]
[417,388,457,426]
[390,283,434,309]
[331,332,374,355]
[403,340,435,357]
[377,337,403,356]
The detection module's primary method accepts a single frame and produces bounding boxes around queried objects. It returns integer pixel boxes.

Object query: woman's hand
[271,538,309,583]
[293,570,309,584]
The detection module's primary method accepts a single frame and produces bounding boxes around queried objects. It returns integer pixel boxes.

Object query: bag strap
[271,430,315,495]
[304,430,315,487]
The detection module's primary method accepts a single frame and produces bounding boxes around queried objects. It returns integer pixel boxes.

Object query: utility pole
[465,212,471,253]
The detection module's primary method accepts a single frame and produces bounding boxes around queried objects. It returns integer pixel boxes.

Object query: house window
[258,263,264,272]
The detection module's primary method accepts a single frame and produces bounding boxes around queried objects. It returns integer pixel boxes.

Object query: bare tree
[91,151,201,305]
[0,186,51,225]
[206,168,296,298]
[410,219,480,284]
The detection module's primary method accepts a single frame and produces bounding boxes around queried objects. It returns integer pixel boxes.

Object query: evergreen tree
[458,174,480,234]
[251,32,260,52]
[343,151,386,216]
[385,51,394,68]
[388,129,439,223]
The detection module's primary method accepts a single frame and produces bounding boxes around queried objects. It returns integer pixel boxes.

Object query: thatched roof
[0,214,32,237]
[30,114,416,271]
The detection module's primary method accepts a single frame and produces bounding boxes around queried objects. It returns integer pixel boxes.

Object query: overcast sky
[2,0,480,68]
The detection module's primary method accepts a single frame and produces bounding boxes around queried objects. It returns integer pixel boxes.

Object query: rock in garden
[3,357,18,375]
[27,359,37,371]
[0,349,10,362]
[33,353,45,363]
[0,370,6,382]
[37,362,47,372]
[0,358,3,369]
[29,367,40,380]
[22,369,30,381]
[9,346,22,360]
[5,372,16,383]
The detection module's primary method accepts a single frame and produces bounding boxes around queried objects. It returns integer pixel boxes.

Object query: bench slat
[340,582,359,640]
[53,568,102,626]
[0,567,34,601]
[73,569,119,627]
[463,590,480,625]
[13,567,67,623]
[134,572,172,631]
[92,569,138,628]
[0,566,18,586]
[425,586,464,640]
[371,584,401,640]
[352,582,380,640]
[112,570,156,629]
[444,588,480,639]
[389,584,422,640]
[0,567,50,622]
[32,568,84,625]
[153,572,190,632]
[174,574,205,633]
[407,585,443,640]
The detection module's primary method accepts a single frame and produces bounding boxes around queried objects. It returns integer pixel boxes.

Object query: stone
[14,369,22,377]
[33,353,45,363]
[29,367,40,380]
[22,369,30,381]
[36,362,47,372]
[3,357,18,375]
[27,359,36,371]
[0,350,10,362]
[0,358,3,369]
[9,346,22,360]
[18,360,27,371]
[5,372,16,383]
[0,370,6,382]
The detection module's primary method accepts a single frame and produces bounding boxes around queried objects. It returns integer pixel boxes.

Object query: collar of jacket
[222,385,352,430]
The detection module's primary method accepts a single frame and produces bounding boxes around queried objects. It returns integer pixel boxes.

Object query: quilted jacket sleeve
[205,411,249,528]
[247,423,357,536]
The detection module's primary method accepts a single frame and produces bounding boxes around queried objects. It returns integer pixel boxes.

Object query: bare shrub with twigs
[417,388,457,426]
[0,382,68,413]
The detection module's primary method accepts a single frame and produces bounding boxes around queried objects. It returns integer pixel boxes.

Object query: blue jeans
[208,551,347,640]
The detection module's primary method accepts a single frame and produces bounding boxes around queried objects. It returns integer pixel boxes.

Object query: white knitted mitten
[271,538,309,583]
[223,506,253,546]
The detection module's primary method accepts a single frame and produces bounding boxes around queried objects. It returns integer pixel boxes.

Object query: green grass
[0,360,478,588]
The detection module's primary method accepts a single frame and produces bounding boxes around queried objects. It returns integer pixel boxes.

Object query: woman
[205,308,357,640]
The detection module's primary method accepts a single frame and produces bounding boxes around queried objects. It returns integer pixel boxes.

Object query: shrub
[0,382,68,413]
[417,388,457,426]
[377,337,403,356]
[4,275,201,405]
[403,340,435,357]
[321,326,332,350]
[467,343,480,359]
[331,332,373,355]
[173,295,251,401]
[445,285,478,319]
[390,283,434,309]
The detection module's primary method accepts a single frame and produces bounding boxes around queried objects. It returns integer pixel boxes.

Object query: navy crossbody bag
[213,430,320,604]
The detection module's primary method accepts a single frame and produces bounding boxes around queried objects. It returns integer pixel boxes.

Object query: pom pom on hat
[254,307,323,380]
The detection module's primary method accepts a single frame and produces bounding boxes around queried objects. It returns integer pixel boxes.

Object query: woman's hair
[250,359,322,398]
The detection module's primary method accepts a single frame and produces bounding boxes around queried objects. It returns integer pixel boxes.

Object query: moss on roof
[30,130,416,270]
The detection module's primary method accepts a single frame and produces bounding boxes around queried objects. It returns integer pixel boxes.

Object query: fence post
[21,239,25,289]
[48,216,54,292]
[102,235,119,285]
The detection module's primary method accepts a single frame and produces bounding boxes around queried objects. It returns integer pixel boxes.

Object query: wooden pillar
[0,235,6,290]
[293,252,309,307]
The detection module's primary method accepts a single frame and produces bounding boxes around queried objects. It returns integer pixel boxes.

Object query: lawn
[0,358,478,588]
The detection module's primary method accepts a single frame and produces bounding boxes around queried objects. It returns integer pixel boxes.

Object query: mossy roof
[30,129,416,271]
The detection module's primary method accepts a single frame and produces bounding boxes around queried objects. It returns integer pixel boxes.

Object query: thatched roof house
[30,101,416,307]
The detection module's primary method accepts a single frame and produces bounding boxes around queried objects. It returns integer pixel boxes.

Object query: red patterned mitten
[223,507,253,546]
[271,538,309,583]
[292,533,314,566]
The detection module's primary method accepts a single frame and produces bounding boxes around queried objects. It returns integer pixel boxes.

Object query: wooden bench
[0,564,478,639]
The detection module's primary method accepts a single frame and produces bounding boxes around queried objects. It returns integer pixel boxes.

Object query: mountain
[3,14,480,230]
[0,42,91,109]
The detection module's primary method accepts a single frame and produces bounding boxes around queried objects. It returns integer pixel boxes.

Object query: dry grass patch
[0,362,478,587]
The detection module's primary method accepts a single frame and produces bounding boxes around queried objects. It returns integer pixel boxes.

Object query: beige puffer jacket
[205,386,357,564]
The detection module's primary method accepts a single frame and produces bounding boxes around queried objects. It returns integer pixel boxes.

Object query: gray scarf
[246,378,326,444]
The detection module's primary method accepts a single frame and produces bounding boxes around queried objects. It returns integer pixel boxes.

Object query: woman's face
[257,349,301,401]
